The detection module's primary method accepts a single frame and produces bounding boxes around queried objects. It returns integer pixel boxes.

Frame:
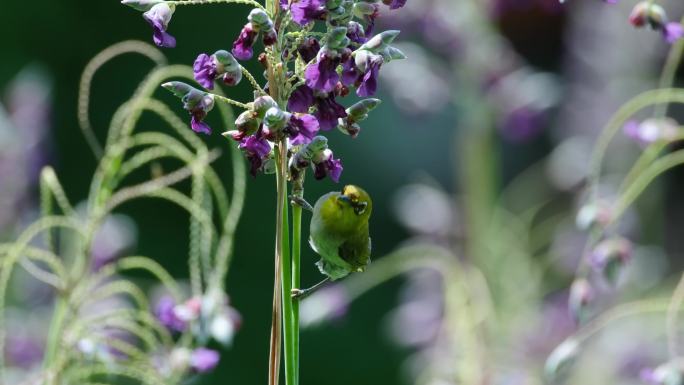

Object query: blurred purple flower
[6,335,43,369]
[664,22,684,44]
[155,296,187,332]
[500,107,546,142]
[356,54,383,97]
[290,0,326,26]
[300,286,350,326]
[190,348,220,373]
[383,0,407,10]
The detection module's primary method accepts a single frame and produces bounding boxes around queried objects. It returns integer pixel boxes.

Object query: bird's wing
[338,236,371,272]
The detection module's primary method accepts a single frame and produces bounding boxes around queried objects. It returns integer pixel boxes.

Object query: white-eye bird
[291,185,372,299]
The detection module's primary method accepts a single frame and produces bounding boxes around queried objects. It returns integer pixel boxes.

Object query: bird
[291,185,372,299]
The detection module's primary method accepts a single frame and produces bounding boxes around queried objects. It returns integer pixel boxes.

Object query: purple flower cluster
[126,0,406,184]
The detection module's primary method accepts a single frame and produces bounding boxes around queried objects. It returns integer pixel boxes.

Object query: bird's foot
[289,195,314,212]
[291,288,308,300]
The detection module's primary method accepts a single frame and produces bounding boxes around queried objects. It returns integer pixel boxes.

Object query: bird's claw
[291,288,306,300]
[289,195,314,212]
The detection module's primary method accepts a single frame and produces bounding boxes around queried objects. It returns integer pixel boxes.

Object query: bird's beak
[338,194,352,205]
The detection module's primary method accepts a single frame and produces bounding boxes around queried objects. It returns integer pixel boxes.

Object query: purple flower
[184,91,215,135]
[356,54,383,97]
[288,85,316,113]
[664,22,684,44]
[232,23,258,60]
[314,94,347,131]
[297,37,321,63]
[193,50,243,90]
[143,3,176,48]
[290,0,327,26]
[7,335,43,369]
[346,21,367,44]
[305,51,340,93]
[163,82,216,134]
[193,54,217,89]
[287,114,320,145]
[190,348,220,373]
[239,134,272,176]
[287,85,347,131]
[314,149,343,182]
[155,296,187,332]
[341,55,359,86]
[383,0,407,10]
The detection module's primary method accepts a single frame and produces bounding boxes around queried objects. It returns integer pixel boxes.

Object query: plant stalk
[291,177,304,384]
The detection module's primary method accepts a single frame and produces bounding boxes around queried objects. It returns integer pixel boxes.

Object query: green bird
[291,185,372,299]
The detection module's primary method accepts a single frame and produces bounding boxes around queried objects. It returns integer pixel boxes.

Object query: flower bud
[590,237,632,285]
[264,107,290,130]
[353,1,378,18]
[381,45,408,62]
[576,201,612,230]
[162,81,193,98]
[337,121,361,138]
[360,30,400,52]
[225,110,260,141]
[214,50,243,85]
[253,95,278,118]
[262,28,278,46]
[248,8,274,31]
[568,279,594,324]
[347,98,381,122]
[629,2,668,30]
[121,0,164,12]
[326,0,343,9]
[327,27,351,50]
[544,339,579,383]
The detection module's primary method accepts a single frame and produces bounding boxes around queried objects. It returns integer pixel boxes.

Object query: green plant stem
[43,295,68,381]
[167,0,266,11]
[213,94,251,110]
[269,145,284,385]
[277,141,296,385]
[291,179,304,385]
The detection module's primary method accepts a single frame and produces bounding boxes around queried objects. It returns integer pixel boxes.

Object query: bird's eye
[354,201,367,215]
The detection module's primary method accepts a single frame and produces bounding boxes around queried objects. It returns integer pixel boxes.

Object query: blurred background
[2,0,684,384]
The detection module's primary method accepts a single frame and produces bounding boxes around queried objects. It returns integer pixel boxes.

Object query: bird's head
[336,185,373,218]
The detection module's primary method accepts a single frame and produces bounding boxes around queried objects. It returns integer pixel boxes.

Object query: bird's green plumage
[309,185,372,280]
